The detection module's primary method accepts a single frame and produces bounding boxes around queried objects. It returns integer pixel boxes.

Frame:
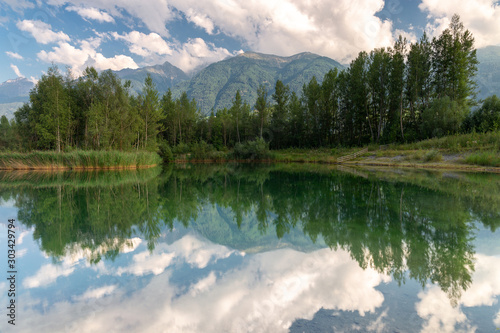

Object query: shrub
[423,150,443,162]
[190,141,216,160]
[232,138,270,160]
[158,141,174,163]
[172,143,190,155]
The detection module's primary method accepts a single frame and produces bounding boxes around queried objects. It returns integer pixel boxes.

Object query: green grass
[0,150,161,170]
[399,131,500,152]
[465,151,500,167]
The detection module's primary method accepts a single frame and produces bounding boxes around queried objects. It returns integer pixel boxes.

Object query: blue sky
[1,0,499,83]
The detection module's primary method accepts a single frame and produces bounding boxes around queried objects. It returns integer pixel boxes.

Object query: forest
[1,15,499,158]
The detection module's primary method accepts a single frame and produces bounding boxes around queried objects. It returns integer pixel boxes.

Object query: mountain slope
[114,61,189,96]
[172,52,344,114]
[476,46,500,100]
[0,78,34,104]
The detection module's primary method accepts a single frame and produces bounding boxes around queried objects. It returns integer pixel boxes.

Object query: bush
[158,141,174,163]
[190,141,216,160]
[423,150,443,162]
[420,97,468,139]
[172,142,190,155]
[232,138,270,160]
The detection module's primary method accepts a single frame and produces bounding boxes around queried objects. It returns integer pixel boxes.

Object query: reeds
[0,150,161,170]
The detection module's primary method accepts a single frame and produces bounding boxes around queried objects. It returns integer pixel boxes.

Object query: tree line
[1,14,499,153]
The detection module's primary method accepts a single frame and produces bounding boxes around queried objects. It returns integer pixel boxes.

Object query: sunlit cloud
[66,6,115,23]
[6,51,23,60]
[16,20,70,44]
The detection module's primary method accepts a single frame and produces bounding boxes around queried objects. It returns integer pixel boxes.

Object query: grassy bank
[0,150,162,170]
[269,132,500,172]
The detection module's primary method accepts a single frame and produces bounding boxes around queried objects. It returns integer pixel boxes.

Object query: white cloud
[16,20,70,44]
[66,6,115,23]
[167,38,236,73]
[12,242,390,333]
[166,0,395,62]
[73,285,117,301]
[189,271,217,297]
[495,309,500,327]
[46,0,397,63]
[47,0,175,37]
[0,0,35,13]
[5,51,23,60]
[416,253,500,333]
[460,254,500,307]
[419,0,500,47]
[10,64,24,78]
[416,286,476,333]
[23,263,75,289]
[37,39,139,75]
[112,31,172,57]
[116,251,175,276]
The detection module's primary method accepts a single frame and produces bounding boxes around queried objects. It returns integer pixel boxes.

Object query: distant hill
[172,52,344,114]
[0,78,33,104]
[1,47,500,119]
[476,46,500,100]
[114,61,189,96]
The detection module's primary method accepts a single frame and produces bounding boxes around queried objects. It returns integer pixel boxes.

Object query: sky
[0,0,500,83]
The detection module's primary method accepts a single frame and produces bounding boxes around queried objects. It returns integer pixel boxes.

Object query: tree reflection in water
[1,164,499,305]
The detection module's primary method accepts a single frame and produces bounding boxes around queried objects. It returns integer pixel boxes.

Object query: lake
[1,164,499,332]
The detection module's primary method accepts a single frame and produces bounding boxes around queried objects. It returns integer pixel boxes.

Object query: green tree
[432,14,478,104]
[230,90,243,143]
[270,80,290,149]
[406,33,432,138]
[255,84,269,139]
[139,74,162,150]
[470,95,500,132]
[28,65,71,152]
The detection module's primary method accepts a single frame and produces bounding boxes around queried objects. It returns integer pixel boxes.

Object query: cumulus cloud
[12,241,391,333]
[23,263,75,289]
[10,64,23,78]
[166,0,395,62]
[46,0,396,63]
[167,38,238,73]
[66,6,115,23]
[47,0,175,37]
[73,285,118,301]
[6,51,23,59]
[419,0,500,47]
[112,31,172,57]
[37,39,138,75]
[416,253,500,332]
[16,20,70,44]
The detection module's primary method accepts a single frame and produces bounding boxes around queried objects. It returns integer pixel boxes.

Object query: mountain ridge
[1,47,500,118]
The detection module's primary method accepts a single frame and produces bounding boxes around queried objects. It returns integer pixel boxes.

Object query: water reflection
[1,164,500,313]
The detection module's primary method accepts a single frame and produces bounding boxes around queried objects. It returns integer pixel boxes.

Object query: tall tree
[255,84,269,139]
[230,90,243,143]
[271,80,290,149]
[140,74,162,150]
[406,33,432,138]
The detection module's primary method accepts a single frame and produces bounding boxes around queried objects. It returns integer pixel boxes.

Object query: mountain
[0,78,34,119]
[114,61,189,96]
[0,77,34,104]
[1,48,500,119]
[172,52,344,114]
[476,46,500,100]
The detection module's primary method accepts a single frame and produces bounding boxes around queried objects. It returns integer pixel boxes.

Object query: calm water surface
[0,164,499,333]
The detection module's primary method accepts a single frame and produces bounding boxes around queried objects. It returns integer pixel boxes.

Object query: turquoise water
[0,164,499,332]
